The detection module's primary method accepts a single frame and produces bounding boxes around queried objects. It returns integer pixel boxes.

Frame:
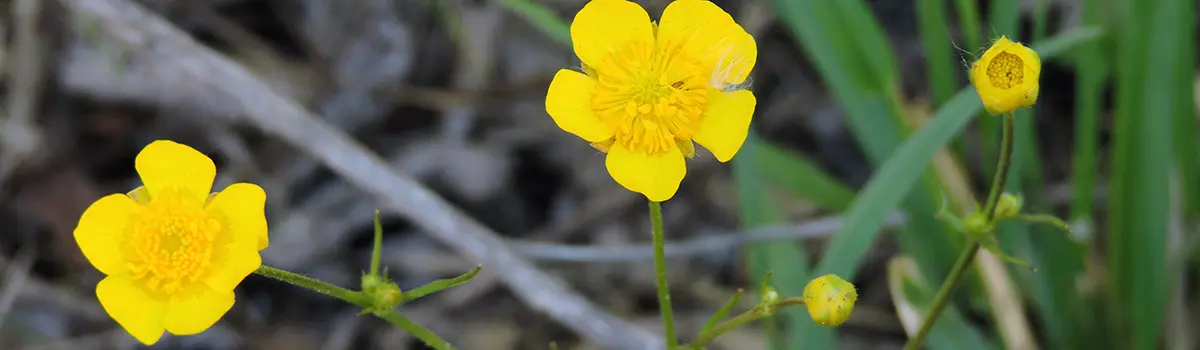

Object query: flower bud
[803,274,857,326]
[994,193,1023,219]
[963,212,990,237]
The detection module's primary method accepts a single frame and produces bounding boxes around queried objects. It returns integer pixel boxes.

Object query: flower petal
[97,275,168,345]
[135,140,216,202]
[694,89,755,162]
[164,284,235,335]
[74,194,140,276]
[605,144,686,202]
[207,183,269,251]
[546,69,613,142]
[570,0,653,68]
[658,0,758,86]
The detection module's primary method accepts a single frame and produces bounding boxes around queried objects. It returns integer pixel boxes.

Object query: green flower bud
[803,274,857,327]
[994,193,1023,219]
[963,212,990,237]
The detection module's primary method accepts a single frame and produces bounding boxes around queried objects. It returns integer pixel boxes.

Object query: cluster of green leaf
[499,0,1196,349]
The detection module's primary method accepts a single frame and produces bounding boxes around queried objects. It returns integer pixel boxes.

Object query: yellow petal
[605,144,686,202]
[164,284,235,335]
[207,183,269,251]
[135,140,216,202]
[694,89,756,162]
[658,0,758,86]
[97,275,168,345]
[570,0,653,68]
[546,69,613,143]
[74,194,140,276]
[969,36,1041,115]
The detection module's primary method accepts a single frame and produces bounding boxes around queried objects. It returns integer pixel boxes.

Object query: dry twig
[56,0,662,348]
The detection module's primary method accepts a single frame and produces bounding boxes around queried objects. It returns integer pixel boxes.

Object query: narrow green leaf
[917,0,957,106]
[754,140,856,211]
[814,88,979,278]
[734,131,812,350]
[1108,0,1188,348]
[499,0,571,46]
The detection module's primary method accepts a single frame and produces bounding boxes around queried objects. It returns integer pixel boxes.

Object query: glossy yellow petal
[546,69,613,142]
[694,89,755,162]
[969,36,1041,115]
[135,140,216,202]
[207,183,269,251]
[658,0,757,86]
[97,275,168,345]
[605,144,686,202]
[74,194,140,276]
[164,284,235,335]
[570,0,653,68]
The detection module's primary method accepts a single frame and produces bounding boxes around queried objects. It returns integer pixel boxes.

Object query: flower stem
[370,209,383,277]
[253,265,454,350]
[649,200,676,349]
[685,297,806,349]
[903,112,1016,350]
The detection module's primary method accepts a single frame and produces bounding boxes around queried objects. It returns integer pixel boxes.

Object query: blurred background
[0,0,1195,349]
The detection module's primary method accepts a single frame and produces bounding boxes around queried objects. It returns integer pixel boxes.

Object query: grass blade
[917,0,957,106]
[734,131,813,350]
[754,139,856,212]
[1108,0,1189,348]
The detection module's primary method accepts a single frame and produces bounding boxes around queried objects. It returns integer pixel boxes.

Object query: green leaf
[1107,0,1189,348]
[734,131,812,350]
[916,0,957,106]
[754,139,856,212]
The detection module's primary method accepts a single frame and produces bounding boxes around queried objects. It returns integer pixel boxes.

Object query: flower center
[591,40,709,155]
[127,189,221,295]
[986,51,1024,90]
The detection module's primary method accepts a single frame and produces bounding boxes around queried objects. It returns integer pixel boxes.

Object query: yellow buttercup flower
[73,140,268,345]
[803,274,857,326]
[969,35,1041,115]
[546,0,757,202]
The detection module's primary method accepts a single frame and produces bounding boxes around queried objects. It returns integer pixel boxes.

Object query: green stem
[904,112,1016,350]
[253,265,454,350]
[370,210,383,276]
[685,297,806,349]
[649,201,676,349]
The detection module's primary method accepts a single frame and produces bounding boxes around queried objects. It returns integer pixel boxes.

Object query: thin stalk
[370,210,383,276]
[685,297,806,349]
[254,265,454,350]
[904,112,1016,350]
[649,201,676,349]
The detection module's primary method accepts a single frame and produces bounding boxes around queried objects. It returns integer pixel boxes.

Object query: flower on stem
[803,274,857,326]
[73,140,268,345]
[970,36,1041,115]
[546,0,757,202]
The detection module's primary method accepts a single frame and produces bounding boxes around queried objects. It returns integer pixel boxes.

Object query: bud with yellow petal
[803,274,858,326]
[969,36,1041,115]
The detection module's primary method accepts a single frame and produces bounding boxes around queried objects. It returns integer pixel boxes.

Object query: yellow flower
[969,35,1041,115]
[803,274,857,326]
[546,0,757,202]
[73,140,268,345]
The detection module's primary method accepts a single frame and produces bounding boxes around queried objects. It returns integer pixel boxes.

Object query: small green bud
[758,285,780,315]
[963,212,990,237]
[361,270,404,315]
[994,193,1023,219]
[803,274,857,327]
